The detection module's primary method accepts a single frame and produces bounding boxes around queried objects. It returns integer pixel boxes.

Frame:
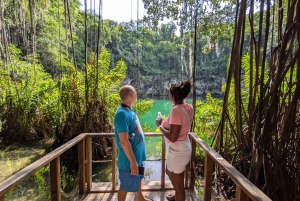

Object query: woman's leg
[166,167,185,200]
[166,167,176,200]
[166,140,190,200]
[170,171,185,200]
[166,166,173,184]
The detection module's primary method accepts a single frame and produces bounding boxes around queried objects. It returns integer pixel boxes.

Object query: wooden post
[78,139,86,194]
[189,136,196,191]
[203,153,213,201]
[236,185,249,201]
[0,194,5,201]
[112,138,117,190]
[50,157,61,201]
[161,136,166,189]
[85,136,92,192]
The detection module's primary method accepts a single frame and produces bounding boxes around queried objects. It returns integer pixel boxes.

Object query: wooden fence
[0,132,271,201]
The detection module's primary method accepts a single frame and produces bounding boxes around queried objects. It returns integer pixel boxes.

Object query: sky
[79,0,145,23]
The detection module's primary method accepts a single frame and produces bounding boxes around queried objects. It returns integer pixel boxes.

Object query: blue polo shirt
[114,106,146,170]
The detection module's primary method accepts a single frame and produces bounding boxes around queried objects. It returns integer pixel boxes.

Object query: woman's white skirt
[166,138,192,174]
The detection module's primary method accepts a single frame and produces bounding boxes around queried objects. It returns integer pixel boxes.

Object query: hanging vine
[214,0,300,200]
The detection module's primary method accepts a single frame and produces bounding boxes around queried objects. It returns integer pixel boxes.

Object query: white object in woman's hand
[156,112,163,127]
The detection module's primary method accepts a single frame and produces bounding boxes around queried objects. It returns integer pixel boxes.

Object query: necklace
[120,103,132,110]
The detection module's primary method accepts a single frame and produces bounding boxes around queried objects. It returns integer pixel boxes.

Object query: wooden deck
[75,180,196,201]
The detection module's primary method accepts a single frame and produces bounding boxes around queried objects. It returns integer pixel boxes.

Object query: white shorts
[166,138,192,174]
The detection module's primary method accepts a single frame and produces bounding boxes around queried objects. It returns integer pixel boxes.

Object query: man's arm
[119,132,139,175]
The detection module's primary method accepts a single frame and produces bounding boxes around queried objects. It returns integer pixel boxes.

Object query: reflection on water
[143,160,169,181]
[92,160,170,183]
[92,136,169,182]
[0,139,53,183]
[92,162,112,182]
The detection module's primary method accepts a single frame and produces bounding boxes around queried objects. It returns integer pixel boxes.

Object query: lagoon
[140,99,173,131]
[139,99,193,131]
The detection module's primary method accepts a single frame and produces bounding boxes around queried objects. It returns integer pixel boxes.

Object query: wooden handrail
[0,132,272,201]
[188,132,272,201]
[0,134,86,199]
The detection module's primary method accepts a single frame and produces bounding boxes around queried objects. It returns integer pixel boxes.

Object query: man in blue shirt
[114,85,156,201]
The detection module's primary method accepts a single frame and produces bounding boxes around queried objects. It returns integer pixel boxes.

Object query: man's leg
[136,181,154,201]
[136,180,144,200]
[118,189,128,201]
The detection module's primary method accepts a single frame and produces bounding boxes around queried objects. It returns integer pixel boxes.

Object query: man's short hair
[119,85,136,100]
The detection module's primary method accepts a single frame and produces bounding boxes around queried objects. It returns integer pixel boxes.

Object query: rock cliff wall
[125,74,226,99]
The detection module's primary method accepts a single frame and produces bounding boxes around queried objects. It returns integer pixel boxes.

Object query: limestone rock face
[126,75,225,99]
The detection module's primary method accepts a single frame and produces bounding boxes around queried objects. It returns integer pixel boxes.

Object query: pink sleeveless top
[162,103,194,142]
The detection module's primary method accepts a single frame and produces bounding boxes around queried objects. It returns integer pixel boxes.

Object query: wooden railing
[0,132,272,201]
[0,133,86,201]
[188,132,272,201]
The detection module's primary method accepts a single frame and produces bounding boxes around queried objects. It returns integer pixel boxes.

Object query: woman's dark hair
[169,80,192,104]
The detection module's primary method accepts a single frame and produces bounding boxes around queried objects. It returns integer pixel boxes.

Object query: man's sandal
[148,197,157,201]
[166,194,175,201]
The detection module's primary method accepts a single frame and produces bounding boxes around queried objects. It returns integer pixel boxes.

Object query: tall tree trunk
[65,0,77,70]
[191,1,198,132]
[215,0,300,199]
[180,27,186,76]
[28,0,36,82]
[84,0,89,132]
[189,33,193,76]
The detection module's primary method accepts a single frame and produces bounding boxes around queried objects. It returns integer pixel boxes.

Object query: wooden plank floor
[75,180,196,201]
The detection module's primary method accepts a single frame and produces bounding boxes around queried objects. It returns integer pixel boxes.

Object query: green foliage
[5,165,51,200]
[56,48,127,144]
[94,49,127,117]
[193,54,265,151]
[142,124,154,132]
[279,60,297,98]
[1,0,228,146]
[59,65,84,115]
[241,53,268,104]
[135,99,155,118]
[194,93,223,148]
[34,166,50,200]
[60,165,77,194]
[0,44,60,143]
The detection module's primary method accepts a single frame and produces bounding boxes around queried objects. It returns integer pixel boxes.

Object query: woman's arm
[159,124,181,143]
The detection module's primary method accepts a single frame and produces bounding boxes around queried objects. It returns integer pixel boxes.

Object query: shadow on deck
[76,181,194,201]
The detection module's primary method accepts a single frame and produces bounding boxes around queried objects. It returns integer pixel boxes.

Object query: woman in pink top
[156,80,194,201]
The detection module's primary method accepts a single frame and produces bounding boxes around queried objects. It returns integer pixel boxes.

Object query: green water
[140,100,173,131]
[139,99,193,131]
